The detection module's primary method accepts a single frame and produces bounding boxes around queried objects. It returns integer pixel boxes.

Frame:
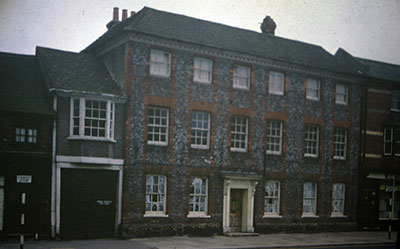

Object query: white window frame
[384,128,393,156]
[69,98,115,141]
[302,182,318,217]
[191,111,211,149]
[188,177,209,217]
[395,128,400,157]
[333,128,347,160]
[391,91,400,112]
[194,57,212,84]
[15,128,26,143]
[266,120,283,155]
[233,65,250,90]
[150,49,171,77]
[264,181,281,217]
[336,84,348,105]
[230,116,249,152]
[331,183,345,217]
[145,175,168,217]
[147,107,169,146]
[269,71,284,95]
[304,125,319,158]
[306,78,320,101]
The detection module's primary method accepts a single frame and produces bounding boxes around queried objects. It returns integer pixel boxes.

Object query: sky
[0,0,399,65]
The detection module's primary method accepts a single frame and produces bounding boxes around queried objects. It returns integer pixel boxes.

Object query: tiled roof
[0,52,54,115]
[85,7,351,74]
[36,47,123,96]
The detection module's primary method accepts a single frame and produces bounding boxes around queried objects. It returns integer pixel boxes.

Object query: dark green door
[60,169,118,239]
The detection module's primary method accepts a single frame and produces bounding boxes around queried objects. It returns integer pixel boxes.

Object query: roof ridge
[0,51,35,58]
[139,7,325,49]
[36,46,80,55]
[356,57,400,68]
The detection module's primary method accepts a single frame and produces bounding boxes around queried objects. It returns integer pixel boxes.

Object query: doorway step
[224,232,259,237]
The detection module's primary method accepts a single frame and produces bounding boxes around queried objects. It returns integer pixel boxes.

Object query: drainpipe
[50,95,57,237]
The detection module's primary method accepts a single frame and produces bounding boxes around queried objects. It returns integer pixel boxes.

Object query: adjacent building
[336,48,400,230]
[0,52,54,237]
[85,7,361,236]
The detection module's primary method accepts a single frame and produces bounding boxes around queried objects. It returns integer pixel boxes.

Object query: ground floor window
[332,183,345,216]
[145,175,167,215]
[0,177,4,230]
[264,181,280,216]
[303,182,317,216]
[379,185,400,219]
[189,177,208,215]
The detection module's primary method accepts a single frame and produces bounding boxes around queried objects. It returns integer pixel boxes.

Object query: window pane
[191,111,210,148]
[148,107,169,145]
[194,57,212,84]
[189,177,208,214]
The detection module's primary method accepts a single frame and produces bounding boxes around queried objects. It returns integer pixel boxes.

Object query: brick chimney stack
[122,9,128,20]
[113,7,119,21]
[260,16,277,35]
[131,11,136,17]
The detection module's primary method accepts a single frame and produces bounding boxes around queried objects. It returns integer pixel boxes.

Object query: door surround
[222,172,260,233]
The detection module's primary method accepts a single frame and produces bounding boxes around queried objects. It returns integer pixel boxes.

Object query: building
[85,7,362,236]
[336,48,400,230]
[35,47,127,239]
[0,52,54,238]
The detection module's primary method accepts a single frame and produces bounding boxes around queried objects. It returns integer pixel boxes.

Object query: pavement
[0,231,396,249]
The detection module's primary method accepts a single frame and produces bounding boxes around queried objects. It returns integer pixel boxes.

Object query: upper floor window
[147,107,169,146]
[304,125,319,158]
[145,175,167,216]
[303,182,317,216]
[384,128,400,156]
[194,57,212,84]
[233,65,250,89]
[189,177,208,216]
[191,111,210,149]
[332,183,345,216]
[333,128,347,160]
[336,84,348,105]
[150,50,171,77]
[306,79,320,101]
[269,71,284,95]
[266,120,283,155]
[15,128,38,143]
[392,91,400,111]
[230,116,248,152]
[264,181,280,216]
[70,98,115,140]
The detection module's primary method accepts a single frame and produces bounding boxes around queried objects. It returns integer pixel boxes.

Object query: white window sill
[263,214,282,218]
[233,86,250,91]
[67,136,116,143]
[266,151,282,156]
[333,156,346,160]
[304,154,318,158]
[230,148,247,153]
[150,73,171,78]
[194,80,212,85]
[269,92,284,96]
[147,141,168,146]
[191,144,209,150]
[331,214,347,218]
[187,214,211,218]
[306,97,320,101]
[335,102,348,106]
[390,109,400,113]
[379,218,399,220]
[301,214,319,218]
[144,213,169,218]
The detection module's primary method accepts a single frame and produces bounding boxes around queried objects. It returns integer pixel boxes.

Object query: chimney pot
[130,11,136,17]
[122,9,128,20]
[113,7,119,21]
[260,16,277,35]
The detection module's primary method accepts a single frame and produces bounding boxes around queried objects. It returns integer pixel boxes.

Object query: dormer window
[70,98,115,141]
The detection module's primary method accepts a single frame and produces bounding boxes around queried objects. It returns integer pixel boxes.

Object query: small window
[194,57,212,84]
[150,50,171,77]
[147,107,169,146]
[15,128,38,143]
[145,175,167,215]
[269,71,284,95]
[384,128,393,155]
[70,98,115,140]
[191,111,210,149]
[304,125,319,157]
[264,181,280,216]
[303,182,317,216]
[392,91,400,111]
[332,183,345,216]
[333,128,347,160]
[266,120,283,155]
[336,84,348,105]
[306,79,320,100]
[233,65,250,89]
[189,177,208,215]
[230,116,248,152]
